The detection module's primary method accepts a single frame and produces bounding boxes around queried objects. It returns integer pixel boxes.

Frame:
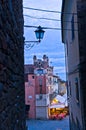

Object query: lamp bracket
[24,40,40,50]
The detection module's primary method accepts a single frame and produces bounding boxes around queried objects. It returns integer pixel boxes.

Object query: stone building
[0,1,26,130]
[61,0,86,130]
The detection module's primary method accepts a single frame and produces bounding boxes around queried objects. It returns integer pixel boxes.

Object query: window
[69,81,71,96]
[37,69,43,74]
[32,75,34,79]
[40,85,42,94]
[39,78,42,85]
[71,15,75,40]
[75,78,79,102]
[25,105,30,111]
[66,40,68,56]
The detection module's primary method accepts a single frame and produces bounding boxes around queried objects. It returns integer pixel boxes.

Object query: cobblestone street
[26,116,70,130]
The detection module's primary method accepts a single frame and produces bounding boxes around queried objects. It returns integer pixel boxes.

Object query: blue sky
[23,0,66,80]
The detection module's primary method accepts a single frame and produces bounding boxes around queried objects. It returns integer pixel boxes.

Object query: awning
[49,104,65,109]
[55,95,65,103]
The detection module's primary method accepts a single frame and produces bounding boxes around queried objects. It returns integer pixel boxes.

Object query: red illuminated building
[25,55,53,119]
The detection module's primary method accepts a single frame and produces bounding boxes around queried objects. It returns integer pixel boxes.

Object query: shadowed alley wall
[0,1,26,130]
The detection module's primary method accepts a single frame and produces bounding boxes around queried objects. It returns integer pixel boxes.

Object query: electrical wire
[24,25,78,31]
[24,14,61,22]
[24,14,78,23]
[23,7,77,15]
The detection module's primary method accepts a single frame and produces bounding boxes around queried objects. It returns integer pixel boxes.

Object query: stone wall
[0,1,26,130]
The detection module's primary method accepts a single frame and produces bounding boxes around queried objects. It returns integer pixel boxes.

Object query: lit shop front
[48,95,69,119]
[48,105,69,119]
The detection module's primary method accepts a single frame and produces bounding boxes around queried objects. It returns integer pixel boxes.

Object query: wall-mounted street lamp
[24,26,45,50]
[35,26,45,42]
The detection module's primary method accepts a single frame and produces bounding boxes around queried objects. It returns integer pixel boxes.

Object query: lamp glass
[35,26,45,41]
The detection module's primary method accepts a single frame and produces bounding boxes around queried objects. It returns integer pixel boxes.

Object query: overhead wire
[24,25,78,31]
[23,7,77,15]
[24,14,78,23]
[23,7,78,31]
[24,6,78,45]
[24,14,61,22]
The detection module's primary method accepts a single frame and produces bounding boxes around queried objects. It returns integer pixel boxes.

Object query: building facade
[0,1,26,130]
[25,65,36,119]
[58,79,66,96]
[61,0,86,130]
[25,55,56,119]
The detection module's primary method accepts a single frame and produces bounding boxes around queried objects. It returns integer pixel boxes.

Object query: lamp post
[25,26,45,50]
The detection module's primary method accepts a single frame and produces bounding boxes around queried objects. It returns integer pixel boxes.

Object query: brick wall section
[0,1,26,130]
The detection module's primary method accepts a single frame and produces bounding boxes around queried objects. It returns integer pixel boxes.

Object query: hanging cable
[24,14,78,23]
[24,25,78,31]
[24,14,61,21]
[23,7,77,15]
